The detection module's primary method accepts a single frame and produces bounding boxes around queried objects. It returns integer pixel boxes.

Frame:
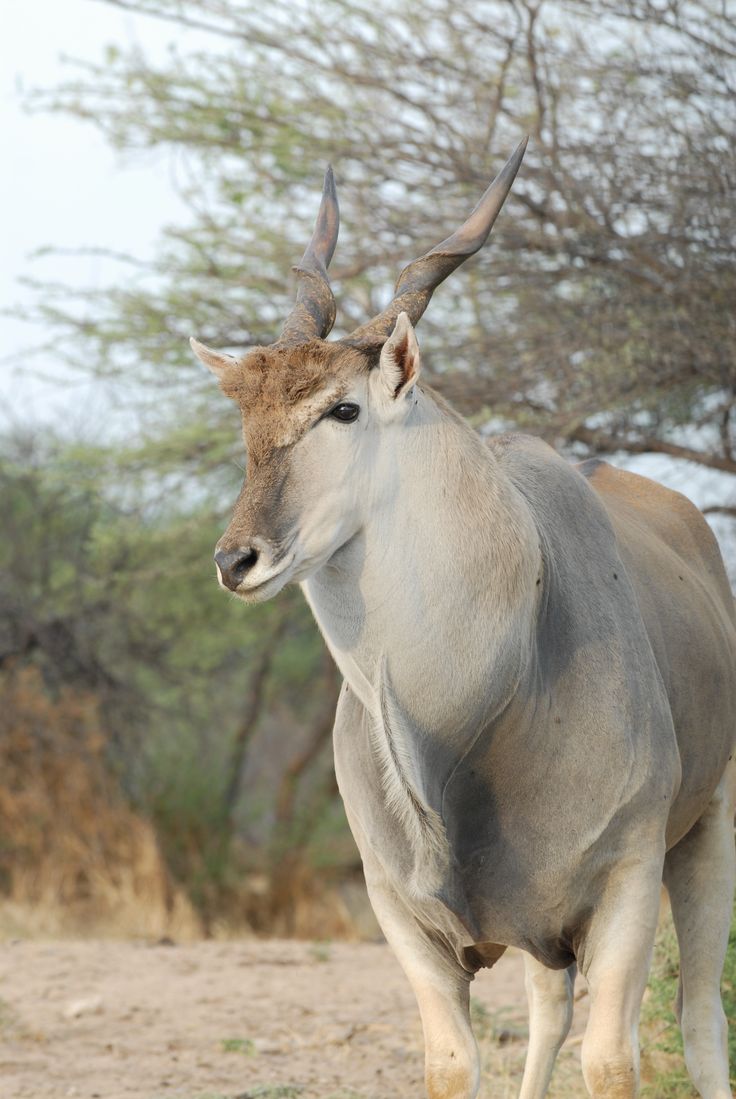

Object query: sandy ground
[0,939,589,1099]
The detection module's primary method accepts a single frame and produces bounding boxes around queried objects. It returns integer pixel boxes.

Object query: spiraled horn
[345,137,528,346]
[276,166,340,346]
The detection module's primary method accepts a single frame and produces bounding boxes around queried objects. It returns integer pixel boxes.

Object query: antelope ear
[378,312,421,399]
[190,336,237,377]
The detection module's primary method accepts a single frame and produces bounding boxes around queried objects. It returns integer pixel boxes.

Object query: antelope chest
[332,672,679,970]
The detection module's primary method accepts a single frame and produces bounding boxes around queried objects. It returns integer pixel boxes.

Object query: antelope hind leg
[518,955,576,1099]
[364,873,480,1099]
[578,854,664,1099]
[663,756,736,1099]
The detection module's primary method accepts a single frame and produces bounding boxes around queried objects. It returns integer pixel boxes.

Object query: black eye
[330,402,360,424]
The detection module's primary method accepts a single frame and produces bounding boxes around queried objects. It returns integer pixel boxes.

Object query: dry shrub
[230,854,371,941]
[0,664,201,939]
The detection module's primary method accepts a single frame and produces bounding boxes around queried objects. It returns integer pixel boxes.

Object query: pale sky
[1,0,194,435]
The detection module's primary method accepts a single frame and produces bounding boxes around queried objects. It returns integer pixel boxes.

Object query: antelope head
[191,142,527,601]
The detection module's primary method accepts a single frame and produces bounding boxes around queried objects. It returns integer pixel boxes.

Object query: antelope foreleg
[365,874,479,1099]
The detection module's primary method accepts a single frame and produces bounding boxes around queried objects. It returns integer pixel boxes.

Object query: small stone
[253,1037,282,1054]
[62,995,103,1019]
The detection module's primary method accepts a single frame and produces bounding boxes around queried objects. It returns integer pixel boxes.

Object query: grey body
[326,433,735,974]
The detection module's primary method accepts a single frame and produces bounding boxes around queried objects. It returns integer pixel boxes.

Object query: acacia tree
[26,0,736,478]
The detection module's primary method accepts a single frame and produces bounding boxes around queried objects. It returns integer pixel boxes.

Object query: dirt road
[0,939,587,1099]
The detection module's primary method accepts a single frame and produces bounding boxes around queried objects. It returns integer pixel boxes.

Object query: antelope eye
[330,401,360,424]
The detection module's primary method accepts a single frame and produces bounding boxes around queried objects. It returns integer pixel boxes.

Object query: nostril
[215,546,259,590]
[237,547,259,574]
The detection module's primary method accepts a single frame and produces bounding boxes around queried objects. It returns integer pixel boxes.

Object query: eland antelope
[191,141,736,1099]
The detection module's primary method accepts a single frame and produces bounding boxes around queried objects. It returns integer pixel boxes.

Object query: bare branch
[570,427,736,477]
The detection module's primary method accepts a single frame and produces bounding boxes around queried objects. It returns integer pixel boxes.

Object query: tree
[24,0,736,479]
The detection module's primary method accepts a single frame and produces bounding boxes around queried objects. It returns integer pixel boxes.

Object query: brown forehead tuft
[217,340,374,464]
[218,340,371,410]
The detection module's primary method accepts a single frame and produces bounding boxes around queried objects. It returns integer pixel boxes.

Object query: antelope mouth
[228,551,297,603]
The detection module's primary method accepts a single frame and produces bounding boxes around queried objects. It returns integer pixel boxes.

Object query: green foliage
[726,918,736,1073]
[473,999,527,1048]
[220,1036,257,1055]
[308,941,332,963]
[470,997,496,1043]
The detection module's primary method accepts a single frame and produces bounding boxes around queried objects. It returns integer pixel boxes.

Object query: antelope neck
[303,389,542,734]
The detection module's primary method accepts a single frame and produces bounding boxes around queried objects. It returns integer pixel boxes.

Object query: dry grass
[0,664,369,942]
[470,992,588,1098]
[0,664,200,939]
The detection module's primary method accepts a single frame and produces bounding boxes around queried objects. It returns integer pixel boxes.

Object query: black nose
[215,546,259,591]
